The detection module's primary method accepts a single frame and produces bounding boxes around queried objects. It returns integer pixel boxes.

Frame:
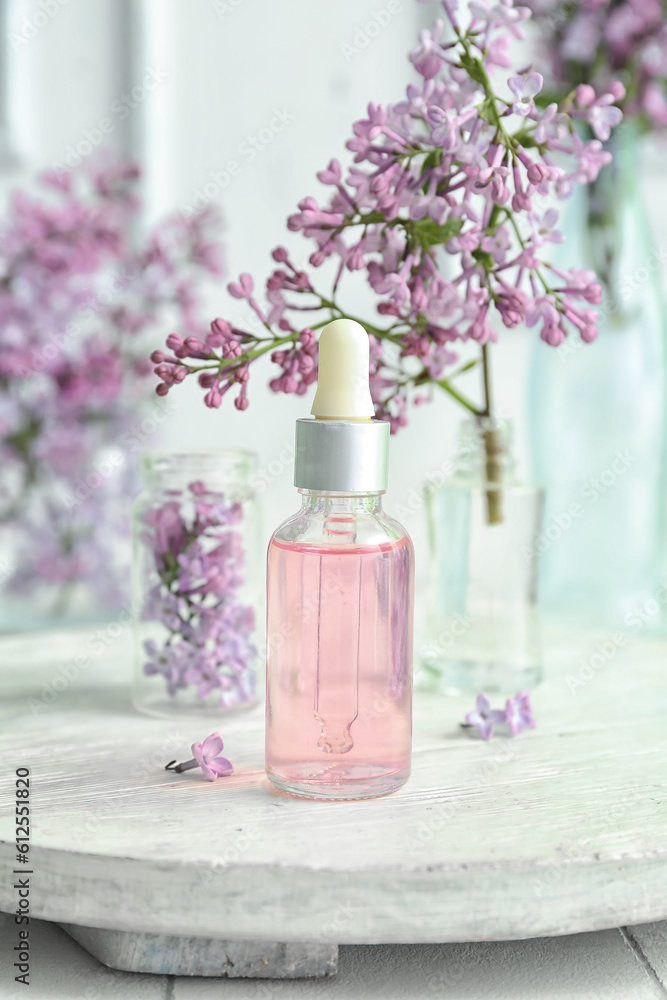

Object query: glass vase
[132,451,262,718]
[527,125,667,628]
[419,418,544,695]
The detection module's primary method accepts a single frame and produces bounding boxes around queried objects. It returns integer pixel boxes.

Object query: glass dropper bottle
[265,319,414,800]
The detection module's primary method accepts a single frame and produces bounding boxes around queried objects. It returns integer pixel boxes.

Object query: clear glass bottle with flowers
[132,451,261,717]
[420,416,544,695]
[526,0,667,625]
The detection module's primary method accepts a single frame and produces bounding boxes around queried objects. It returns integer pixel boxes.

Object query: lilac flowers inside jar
[132,451,261,717]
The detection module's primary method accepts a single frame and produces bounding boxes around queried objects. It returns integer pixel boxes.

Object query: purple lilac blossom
[505,691,536,735]
[526,0,667,130]
[141,481,257,707]
[150,0,621,433]
[191,733,234,781]
[466,692,508,740]
[0,160,221,611]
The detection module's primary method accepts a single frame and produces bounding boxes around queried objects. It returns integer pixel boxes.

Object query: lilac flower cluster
[465,691,536,740]
[150,0,621,432]
[141,481,257,708]
[0,161,221,611]
[527,0,667,130]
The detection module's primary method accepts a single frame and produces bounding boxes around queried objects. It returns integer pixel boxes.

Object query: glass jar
[527,123,667,628]
[266,489,414,800]
[132,450,262,718]
[419,418,544,696]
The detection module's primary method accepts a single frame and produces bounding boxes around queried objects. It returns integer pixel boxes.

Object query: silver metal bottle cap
[294,418,389,492]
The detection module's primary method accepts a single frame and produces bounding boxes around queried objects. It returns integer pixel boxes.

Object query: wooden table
[0,622,665,978]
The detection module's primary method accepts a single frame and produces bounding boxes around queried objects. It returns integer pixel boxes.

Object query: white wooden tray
[0,623,665,976]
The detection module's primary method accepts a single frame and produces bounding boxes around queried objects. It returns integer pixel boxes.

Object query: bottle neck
[298,490,384,515]
[144,450,257,496]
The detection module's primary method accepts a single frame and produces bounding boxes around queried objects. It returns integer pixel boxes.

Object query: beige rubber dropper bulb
[310,319,375,421]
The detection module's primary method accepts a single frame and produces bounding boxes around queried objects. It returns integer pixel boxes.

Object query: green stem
[435,375,483,416]
[481,343,492,418]
[477,344,503,524]
[505,213,552,295]
[458,32,508,139]
[185,334,297,374]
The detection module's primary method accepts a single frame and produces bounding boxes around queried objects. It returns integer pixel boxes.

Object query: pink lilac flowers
[192,734,233,780]
[165,732,234,782]
[0,161,221,613]
[141,481,257,707]
[505,691,537,736]
[149,0,620,433]
[465,693,508,740]
[526,1,667,130]
[464,690,536,739]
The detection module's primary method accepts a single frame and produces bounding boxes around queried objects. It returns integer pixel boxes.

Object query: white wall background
[4,0,667,593]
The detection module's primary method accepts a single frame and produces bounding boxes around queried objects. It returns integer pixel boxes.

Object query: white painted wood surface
[0,623,666,945]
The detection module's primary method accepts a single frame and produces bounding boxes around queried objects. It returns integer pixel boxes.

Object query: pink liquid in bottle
[266,519,413,800]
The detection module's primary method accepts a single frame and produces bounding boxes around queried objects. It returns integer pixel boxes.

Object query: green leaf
[357,211,386,226]
[411,217,464,250]
[453,359,480,375]
[419,149,442,193]
[534,89,565,110]
[472,248,494,272]
[459,52,486,87]
[487,204,502,233]
[419,149,442,177]
[513,129,538,149]
[478,97,503,130]
[5,416,42,460]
